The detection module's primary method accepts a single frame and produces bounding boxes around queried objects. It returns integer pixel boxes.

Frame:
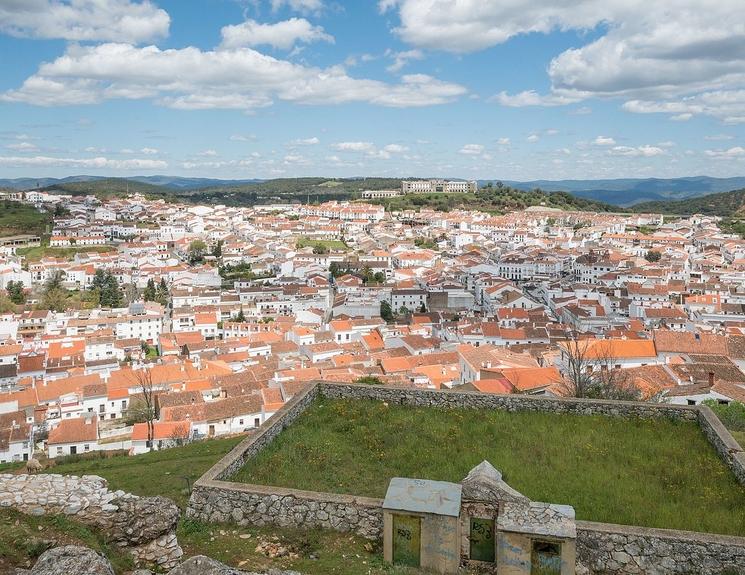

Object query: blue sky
[0,0,744,181]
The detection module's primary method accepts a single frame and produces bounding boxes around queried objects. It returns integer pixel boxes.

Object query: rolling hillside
[503,176,745,206]
[631,188,745,216]
[371,185,617,214]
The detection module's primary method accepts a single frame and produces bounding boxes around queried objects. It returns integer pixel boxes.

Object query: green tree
[143,278,157,302]
[0,293,15,313]
[645,250,662,262]
[188,239,208,264]
[380,300,394,322]
[329,262,340,277]
[373,271,386,284]
[212,240,223,258]
[40,287,68,312]
[234,308,247,323]
[312,244,329,255]
[44,270,64,292]
[92,270,122,308]
[6,280,25,305]
[156,278,169,306]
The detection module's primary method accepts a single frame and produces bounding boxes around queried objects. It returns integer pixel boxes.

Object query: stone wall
[697,405,745,485]
[577,520,745,575]
[0,473,183,569]
[188,482,383,539]
[319,382,700,421]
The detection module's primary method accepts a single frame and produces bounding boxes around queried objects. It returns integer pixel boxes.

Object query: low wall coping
[699,404,745,454]
[577,519,745,546]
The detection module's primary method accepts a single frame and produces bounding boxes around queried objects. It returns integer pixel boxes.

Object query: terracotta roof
[48,416,98,445]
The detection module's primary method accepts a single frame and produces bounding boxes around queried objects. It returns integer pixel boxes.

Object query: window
[84,444,90,451]
[254,417,260,428]
[56,447,63,455]
[531,540,562,575]
[687,399,696,406]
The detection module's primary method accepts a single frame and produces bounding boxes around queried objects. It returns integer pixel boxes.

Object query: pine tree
[156,278,169,306]
[143,278,156,302]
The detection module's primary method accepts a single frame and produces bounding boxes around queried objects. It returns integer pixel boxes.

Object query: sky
[0,0,745,181]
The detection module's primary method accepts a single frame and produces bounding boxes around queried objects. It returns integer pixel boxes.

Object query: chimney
[708,371,715,387]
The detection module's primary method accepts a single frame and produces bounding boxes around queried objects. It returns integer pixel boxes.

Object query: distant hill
[36,176,403,205]
[41,178,169,199]
[631,188,745,216]
[499,176,745,206]
[0,175,264,191]
[370,185,617,214]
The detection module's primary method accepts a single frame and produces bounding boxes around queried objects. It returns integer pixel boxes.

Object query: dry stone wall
[0,473,183,569]
[577,521,745,575]
[187,483,383,539]
[319,382,700,421]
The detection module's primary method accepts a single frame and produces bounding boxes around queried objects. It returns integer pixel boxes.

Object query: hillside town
[1,185,745,464]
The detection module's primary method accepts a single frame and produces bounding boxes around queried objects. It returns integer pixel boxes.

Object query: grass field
[295,237,348,251]
[16,244,114,261]
[233,398,745,536]
[0,435,243,509]
[0,202,51,237]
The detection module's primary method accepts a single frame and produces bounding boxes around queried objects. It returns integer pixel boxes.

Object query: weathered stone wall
[319,382,700,421]
[577,520,745,575]
[0,473,183,569]
[188,482,383,539]
[698,405,745,485]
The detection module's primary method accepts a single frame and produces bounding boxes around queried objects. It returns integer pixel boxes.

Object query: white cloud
[292,137,320,145]
[220,18,333,50]
[332,142,375,152]
[229,134,255,142]
[459,144,484,155]
[527,134,540,143]
[0,155,167,169]
[5,142,39,152]
[704,146,745,159]
[331,141,407,160]
[496,137,510,145]
[608,145,666,157]
[140,147,159,155]
[386,49,424,73]
[2,44,466,110]
[705,134,734,141]
[271,0,323,13]
[593,136,616,146]
[545,129,559,136]
[492,90,580,107]
[199,149,218,156]
[283,154,310,165]
[0,0,169,43]
[387,2,745,123]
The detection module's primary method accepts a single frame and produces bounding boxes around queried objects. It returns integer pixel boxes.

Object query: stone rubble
[0,474,183,570]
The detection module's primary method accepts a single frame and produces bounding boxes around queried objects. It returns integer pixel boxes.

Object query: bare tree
[169,422,191,447]
[125,369,157,451]
[558,334,640,401]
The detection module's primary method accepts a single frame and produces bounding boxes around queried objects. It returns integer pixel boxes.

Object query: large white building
[401,179,477,194]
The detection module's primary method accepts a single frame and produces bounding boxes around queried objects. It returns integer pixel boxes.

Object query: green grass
[732,430,745,447]
[16,244,114,261]
[295,237,348,251]
[35,436,243,508]
[0,201,52,237]
[233,398,745,536]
